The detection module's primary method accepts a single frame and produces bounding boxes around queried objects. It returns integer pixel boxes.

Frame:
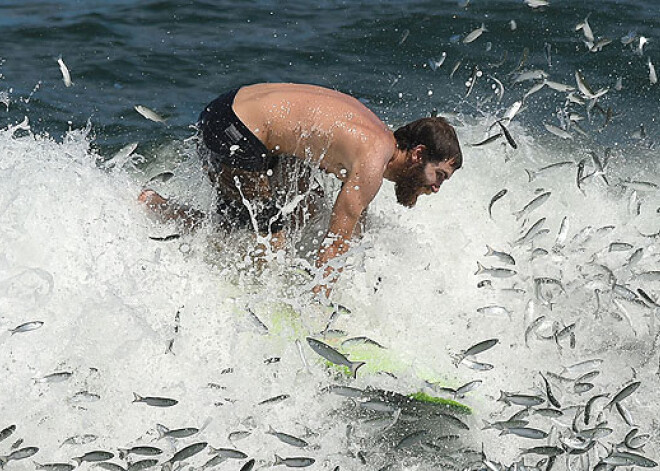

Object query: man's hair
[393,117,462,169]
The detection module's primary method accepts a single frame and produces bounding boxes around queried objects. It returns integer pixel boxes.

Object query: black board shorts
[197,88,284,234]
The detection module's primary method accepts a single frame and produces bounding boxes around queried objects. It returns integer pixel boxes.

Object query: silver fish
[266,427,308,448]
[208,447,248,459]
[496,120,518,149]
[134,105,166,123]
[544,123,573,140]
[515,218,547,246]
[429,52,447,71]
[544,80,575,92]
[498,391,545,407]
[461,357,494,371]
[118,446,162,459]
[73,451,114,464]
[484,245,515,265]
[501,427,548,439]
[57,57,73,87]
[475,262,516,278]
[168,442,207,464]
[515,192,551,220]
[477,305,512,318]
[525,161,574,182]
[34,463,76,471]
[127,460,159,471]
[273,455,315,468]
[156,424,199,439]
[133,393,178,407]
[649,59,658,85]
[306,337,365,378]
[521,446,564,457]
[0,425,16,443]
[9,321,44,334]
[488,189,508,218]
[513,69,548,83]
[60,434,98,447]
[472,132,503,147]
[246,308,269,334]
[325,385,365,397]
[602,451,657,468]
[34,372,73,384]
[258,394,290,405]
[463,23,487,44]
[395,430,428,449]
[482,419,529,431]
[341,336,386,349]
[453,338,498,366]
[605,381,641,409]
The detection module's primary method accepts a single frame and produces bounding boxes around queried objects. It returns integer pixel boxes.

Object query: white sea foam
[1,120,659,469]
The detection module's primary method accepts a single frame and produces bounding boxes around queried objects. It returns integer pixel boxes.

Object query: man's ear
[410,144,426,163]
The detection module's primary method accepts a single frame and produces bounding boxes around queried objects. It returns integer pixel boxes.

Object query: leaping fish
[648,59,657,85]
[57,56,73,87]
[135,105,167,123]
[306,337,365,378]
[463,23,487,44]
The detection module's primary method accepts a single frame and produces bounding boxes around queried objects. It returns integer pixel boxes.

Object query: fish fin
[524,169,535,182]
[350,361,366,379]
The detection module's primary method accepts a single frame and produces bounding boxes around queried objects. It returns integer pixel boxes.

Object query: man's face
[395,159,456,208]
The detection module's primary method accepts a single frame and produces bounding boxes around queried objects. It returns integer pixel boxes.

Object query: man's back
[233,83,395,180]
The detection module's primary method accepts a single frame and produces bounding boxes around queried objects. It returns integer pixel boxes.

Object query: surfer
[139,83,462,293]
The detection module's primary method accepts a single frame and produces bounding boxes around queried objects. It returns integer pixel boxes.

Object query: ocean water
[1,1,659,470]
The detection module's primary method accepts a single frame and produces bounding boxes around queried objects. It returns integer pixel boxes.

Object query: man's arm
[315,161,384,294]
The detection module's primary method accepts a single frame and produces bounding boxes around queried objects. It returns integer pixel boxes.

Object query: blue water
[1,1,659,470]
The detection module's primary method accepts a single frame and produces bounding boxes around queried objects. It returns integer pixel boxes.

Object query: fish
[306,337,365,378]
[0,425,16,443]
[524,81,546,101]
[525,161,574,182]
[0,447,39,467]
[471,133,503,147]
[488,189,508,218]
[453,380,483,398]
[575,70,608,99]
[465,66,481,97]
[513,70,548,83]
[60,434,98,447]
[395,430,428,449]
[429,52,447,71]
[167,442,207,465]
[450,60,462,79]
[246,308,269,334]
[496,120,517,148]
[34,372,73,384]
[341,336,386,349]
[525,316,546,347]
[482,419,529,431]
[266,427,309,448]
[544,80,575,92]
[539,373,561,408]
[324,385,365,397]
[463,23,487,44]
[240,459,256,471]
[258,394,290,405]
[474,262,517,278]
[649,59,658,85]
[134,105,166,123]
[502,101,523,123]
[118,446,162,459]
[452,338,499,366]
[57,56,73,87]
[461,357,494,370]
[521,446,564,457]
[498,391,545,407]
[9,321,44,334]
[543,123,573,140]
[605,381,641,409]
[72,451,114,464]
[273,455,316,467]
[156,424,199,439]
[477,305,512,318]
[514,192,551,220]
[515,218,547,246]
[69,391,100,403]
[484,245,515,265]
[127,460,159,471]
[602,451,657,468]
[133,393,178,407]
[207,447,248,459]
[501,427,548,439]
[488,74,505,102]
[525,0,549,8]
[34,463,76,471]
[398,29,409,45]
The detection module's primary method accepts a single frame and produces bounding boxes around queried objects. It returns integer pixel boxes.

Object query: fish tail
[155,423,169,439]
[497,390,508,404]
[450,353,462,367]
[266,425,276,436]
[485,245,494,256]
[524,169,535,182]
[72,457,82,466]
[350,361,366,379]
[132,392,142,403]
[482,23,489,32]
[118,448,127,460]
[475,261,485,275]
[274,454,284,466]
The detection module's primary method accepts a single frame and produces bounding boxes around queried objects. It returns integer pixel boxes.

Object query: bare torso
[232,83,396,181]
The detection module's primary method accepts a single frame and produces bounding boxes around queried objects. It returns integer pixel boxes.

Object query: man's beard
[394,162,427,208]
